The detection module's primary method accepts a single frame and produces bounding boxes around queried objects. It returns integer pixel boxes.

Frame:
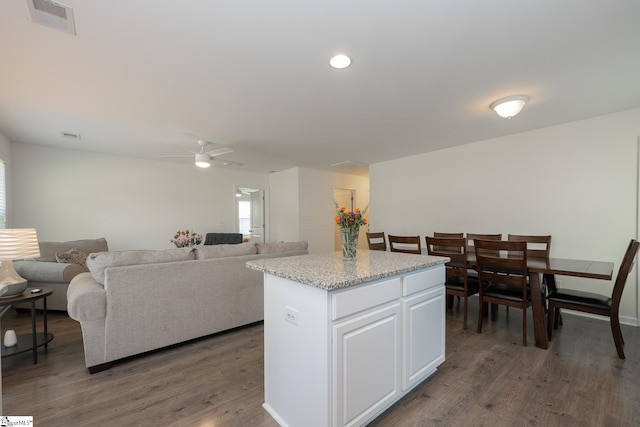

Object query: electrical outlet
[285,306,298,326]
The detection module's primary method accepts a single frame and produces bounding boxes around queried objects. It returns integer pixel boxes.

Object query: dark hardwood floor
[1,297,639,426]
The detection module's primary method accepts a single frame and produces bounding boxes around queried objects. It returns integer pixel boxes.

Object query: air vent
[26,0,76,35]
[330,160,367,168]
[60,132,81,140]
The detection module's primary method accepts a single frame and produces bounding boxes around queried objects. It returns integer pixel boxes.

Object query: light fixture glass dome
[490,95,529,119]
[195,153,211,168]
[329,54,351,69]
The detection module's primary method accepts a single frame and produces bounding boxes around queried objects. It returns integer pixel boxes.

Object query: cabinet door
[403,285,445,390]
[333,303,401,427]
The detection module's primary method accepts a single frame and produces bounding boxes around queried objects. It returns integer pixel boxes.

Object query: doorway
[333,188,355,251]
[235,186,266,243]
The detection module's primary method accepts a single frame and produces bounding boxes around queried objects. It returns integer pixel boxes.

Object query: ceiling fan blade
[212,158,244,167]
[182,132,229,147]
[159,154,193,158]
[205,147,233,157]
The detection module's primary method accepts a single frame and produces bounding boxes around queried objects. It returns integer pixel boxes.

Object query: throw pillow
[37,238,108,262]
[55,248,89,269]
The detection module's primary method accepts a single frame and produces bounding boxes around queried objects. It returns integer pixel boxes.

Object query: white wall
[11,143,269,251]
[269,167,300,244]
[371,108,640,325]
[299,168,369,254]
[0,132,11,228]
[0,131,7,414]
[269,167,370,254]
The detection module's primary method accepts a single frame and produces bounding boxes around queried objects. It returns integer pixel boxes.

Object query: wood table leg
[31,300,37,364]
[529,272,548,349]
[544,273,562,325]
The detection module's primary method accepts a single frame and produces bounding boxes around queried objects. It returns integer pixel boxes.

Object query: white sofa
[14,238,109,311]
[67,241,308,373]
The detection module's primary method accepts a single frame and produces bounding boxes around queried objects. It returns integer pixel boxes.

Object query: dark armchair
[204,233,243,245]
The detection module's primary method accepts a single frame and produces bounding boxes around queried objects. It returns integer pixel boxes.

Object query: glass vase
[340,227,359,261]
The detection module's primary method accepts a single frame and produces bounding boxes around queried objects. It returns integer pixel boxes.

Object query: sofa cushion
[86,248,196,284]
[63,263,90,282]
[37,238,109,262]
[56,248,89,269]
[196,242,257,260]
[257,241,308,254]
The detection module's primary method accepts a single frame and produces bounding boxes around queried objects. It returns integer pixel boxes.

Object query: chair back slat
[467,233,502,254]
[434,232,464,238]
[433,232,464,253]
[388,235,422,254]
[474,239,528,289]
[508,234,552,259]
[366,232,387,251]
[426,236,467,278]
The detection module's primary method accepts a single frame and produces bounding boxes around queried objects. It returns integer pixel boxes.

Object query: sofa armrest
[67,272,106,321]
[14,260,86,283]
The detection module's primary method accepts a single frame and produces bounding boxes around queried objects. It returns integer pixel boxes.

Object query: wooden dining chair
[466,233,502,255]
[433,232,464,253]
[388,235,422,254]
[507,234,553,311]
[507,234,551,258]
[366,232,387,251]
[434,232,464,238]
[547,239,639,359]
[475,239,531,346]
[426,236,478,329]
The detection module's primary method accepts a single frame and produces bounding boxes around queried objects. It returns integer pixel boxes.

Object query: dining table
[466,254,615,349]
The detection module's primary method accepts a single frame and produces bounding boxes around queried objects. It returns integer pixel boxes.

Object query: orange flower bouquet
[334,201,369,260]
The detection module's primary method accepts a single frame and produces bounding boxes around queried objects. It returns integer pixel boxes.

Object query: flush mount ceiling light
[490,95,530,119]
[329,54,351,69]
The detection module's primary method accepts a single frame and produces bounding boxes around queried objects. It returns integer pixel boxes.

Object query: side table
[0,288,54,364]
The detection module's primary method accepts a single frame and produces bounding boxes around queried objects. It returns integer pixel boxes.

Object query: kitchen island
[247,250,448,427]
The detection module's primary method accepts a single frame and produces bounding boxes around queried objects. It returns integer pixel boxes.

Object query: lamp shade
[0,228,40,296]
[0,228,40,260]
[490,95,529,119]
[195,153,211,168]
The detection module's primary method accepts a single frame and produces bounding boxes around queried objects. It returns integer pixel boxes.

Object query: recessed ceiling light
[329,54,351,69]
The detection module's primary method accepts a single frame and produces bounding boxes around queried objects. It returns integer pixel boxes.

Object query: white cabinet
[332,277,402,427]
[263,263,445,427]
[403,284,445,390]
[333,302,402,427]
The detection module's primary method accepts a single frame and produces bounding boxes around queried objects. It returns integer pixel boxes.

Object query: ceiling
[1,1,639,176]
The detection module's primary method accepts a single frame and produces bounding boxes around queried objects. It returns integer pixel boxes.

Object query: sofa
[67,241,308,373]
[13,238,109,311]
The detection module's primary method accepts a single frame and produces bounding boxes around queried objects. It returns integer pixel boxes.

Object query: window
[238,200,251,235]
[0,160,5,229]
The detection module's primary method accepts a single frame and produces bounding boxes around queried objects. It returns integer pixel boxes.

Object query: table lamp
[0,228,41,297]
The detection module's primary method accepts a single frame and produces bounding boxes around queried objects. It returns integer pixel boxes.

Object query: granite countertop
[246,250,449,291]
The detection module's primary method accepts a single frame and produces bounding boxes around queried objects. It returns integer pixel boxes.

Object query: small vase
[4,329,17,347]
[340,227,359,261]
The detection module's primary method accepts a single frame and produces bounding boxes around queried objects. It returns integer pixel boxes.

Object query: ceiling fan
[161,140,242,169]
